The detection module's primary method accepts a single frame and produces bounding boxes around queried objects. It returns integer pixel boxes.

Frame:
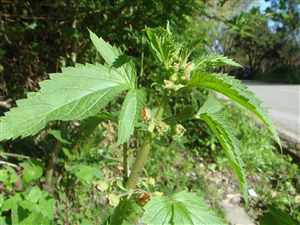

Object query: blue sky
[259,0,271,12]
[258,0,279,31]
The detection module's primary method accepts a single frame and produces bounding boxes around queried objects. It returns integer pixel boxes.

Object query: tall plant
[0,26,279,224]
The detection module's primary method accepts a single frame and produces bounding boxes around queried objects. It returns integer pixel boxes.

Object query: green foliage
[0,32,138,141]
[259,206,298,225]
[0,167,18,188]
[17,187,55,225]
[194,54,242,71]
[0,25,281,224]
[69,164,102,184]
[89,30,136,88]
[0,64,128,140]
[196,95,248,205]
[48,129,71,145]
[20,161,43,184]
[189,72,280,145]
[222,2,300,83]
[0,0,199,98]
[221,104,300,222]
[118,89,146,144]
[89,29,121,66]
[2,188,55,225]
[0,161,55,225]
[108,199,142,225]
[145,26,181,69]
[142,191,225,225]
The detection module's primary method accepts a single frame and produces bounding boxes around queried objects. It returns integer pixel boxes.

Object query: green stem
[125,135,151,189]
[109,136,151,224]
[125,100,166,189]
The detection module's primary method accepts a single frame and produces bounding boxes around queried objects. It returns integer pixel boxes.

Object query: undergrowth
[0,25,287,224]
[218,104,300,222]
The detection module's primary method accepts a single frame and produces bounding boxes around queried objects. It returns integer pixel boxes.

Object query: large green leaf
[0,30,138,141]
[118,89,146,144]
[142,191,225,225]
[189,73,280,146]
[0,63,128,141]
[196,95,248,205]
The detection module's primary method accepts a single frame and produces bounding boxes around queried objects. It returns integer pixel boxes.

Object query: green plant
[220,104,300,222]
[0,26,279,224]
[0,161,55,225]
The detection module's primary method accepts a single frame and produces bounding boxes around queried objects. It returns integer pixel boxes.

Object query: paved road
[245,81,300,142]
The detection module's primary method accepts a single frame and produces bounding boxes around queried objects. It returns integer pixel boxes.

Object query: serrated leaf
[172,191,226,225]
[89,30,135,87]
[141,196,172,225]
[189,73,280,146]
[142,191,225,225]
[112,54,134,69]
[88,29,121,66]
[194,55,242,70]
[145,27,180,68]
[118,89,146,144]
[0,30,139,141]
[0,63,128,141]
[197,95,248,205]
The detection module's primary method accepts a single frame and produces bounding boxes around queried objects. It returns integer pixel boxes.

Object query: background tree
[220,0,300,82]
[0,0,199,102]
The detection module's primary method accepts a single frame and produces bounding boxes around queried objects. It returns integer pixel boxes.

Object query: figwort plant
[0,26,279,224]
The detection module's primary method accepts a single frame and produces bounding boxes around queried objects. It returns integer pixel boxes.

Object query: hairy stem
[126,135,151,189]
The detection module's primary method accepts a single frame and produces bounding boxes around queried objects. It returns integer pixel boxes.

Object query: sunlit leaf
[189,72,280,146]
[142,191,225,225]
[118,89,146,144]
[0,31,136,141]
[196,95,248,205]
